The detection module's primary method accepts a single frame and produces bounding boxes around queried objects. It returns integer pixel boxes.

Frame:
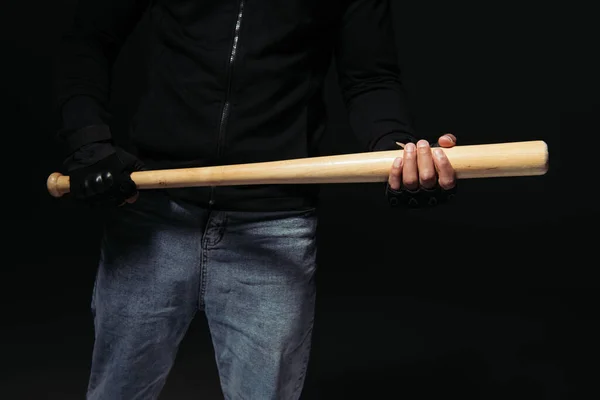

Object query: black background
[1,1,597,399]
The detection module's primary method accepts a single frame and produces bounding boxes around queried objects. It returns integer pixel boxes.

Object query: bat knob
[47,172,68,198]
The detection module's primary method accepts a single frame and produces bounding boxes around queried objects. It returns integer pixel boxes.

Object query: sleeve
[334,0,419,152]
[53,0,150,139]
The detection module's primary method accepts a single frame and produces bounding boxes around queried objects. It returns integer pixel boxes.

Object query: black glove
[59,124,144,207]
[385,183,457,208]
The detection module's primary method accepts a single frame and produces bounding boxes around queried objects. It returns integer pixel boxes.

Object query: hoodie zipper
[209,0,245,207]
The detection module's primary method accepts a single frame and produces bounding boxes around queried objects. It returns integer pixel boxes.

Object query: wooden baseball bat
[47,140,548,198]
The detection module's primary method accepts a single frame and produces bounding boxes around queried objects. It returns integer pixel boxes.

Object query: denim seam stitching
[292,321,314,395]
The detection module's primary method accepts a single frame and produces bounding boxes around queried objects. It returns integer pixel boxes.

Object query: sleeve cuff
[371,133,418,151]
[57,124,113,154]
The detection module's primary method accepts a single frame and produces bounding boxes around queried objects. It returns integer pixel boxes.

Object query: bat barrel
[46,140,549,197]
[433,140,549,179]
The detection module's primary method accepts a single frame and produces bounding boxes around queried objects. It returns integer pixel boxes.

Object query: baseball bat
[47,140,548,198]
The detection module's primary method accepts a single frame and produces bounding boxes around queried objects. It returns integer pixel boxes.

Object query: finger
[416,140,437,189]
[85,172,114,196]
[401,143,419,191]
[83,176,100,196]
[433,148,456,190]
[125,192,139,204]
[388,157,403,190]
[437,133,457,148]
[119,192,139,207]
[82,179,95,197]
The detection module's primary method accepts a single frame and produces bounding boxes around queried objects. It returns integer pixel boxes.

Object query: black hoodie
[54,0,419,211]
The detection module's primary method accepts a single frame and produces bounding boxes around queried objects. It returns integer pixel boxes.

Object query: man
[54,0,457,398]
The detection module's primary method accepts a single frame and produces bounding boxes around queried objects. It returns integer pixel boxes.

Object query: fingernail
[417,140,429,148]
[434,148,444,158]
[393,157,402,168]
[443,135,455,143]
[405,143,415,153]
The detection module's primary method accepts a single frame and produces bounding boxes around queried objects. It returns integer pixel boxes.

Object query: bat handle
[47,172,70,198]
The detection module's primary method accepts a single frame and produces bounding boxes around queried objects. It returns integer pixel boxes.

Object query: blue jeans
[87,191,318,399]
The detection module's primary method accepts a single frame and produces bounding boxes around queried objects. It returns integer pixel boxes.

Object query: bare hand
[387,134,457,206]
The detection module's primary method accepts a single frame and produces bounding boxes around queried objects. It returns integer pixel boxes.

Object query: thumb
[437,133,457,148]
[115,147,145,171]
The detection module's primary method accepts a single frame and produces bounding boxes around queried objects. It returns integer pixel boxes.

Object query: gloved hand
[60,124,144,207]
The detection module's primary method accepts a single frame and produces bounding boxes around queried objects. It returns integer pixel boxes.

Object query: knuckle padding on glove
[70,152,140,206]
[82,171,114,196]
[386,184,456,208]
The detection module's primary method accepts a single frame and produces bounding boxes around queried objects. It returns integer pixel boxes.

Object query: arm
[334,0,418,152]
[335,0,458,208]
[54,0,150,141]
[52,0,150,207]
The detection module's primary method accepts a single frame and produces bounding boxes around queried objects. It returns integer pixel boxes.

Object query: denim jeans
[87,190,318,400]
